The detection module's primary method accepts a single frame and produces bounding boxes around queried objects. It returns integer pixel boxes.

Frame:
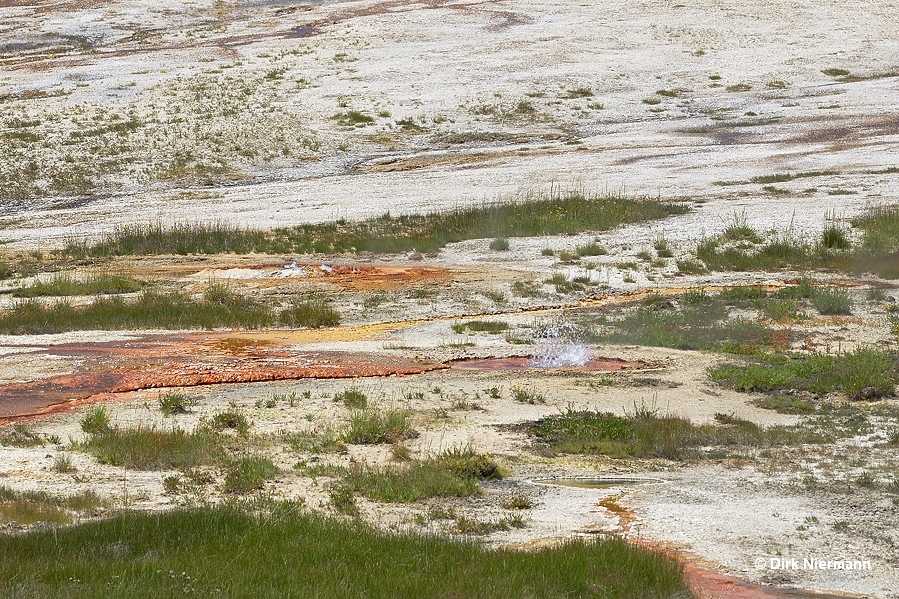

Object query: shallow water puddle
[533,477,660,489]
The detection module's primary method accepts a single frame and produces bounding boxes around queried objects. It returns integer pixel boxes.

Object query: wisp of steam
[530,318,591,367]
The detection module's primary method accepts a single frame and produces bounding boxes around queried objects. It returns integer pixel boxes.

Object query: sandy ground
[2,0,899,597]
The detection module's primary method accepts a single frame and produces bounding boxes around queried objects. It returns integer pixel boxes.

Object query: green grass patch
[529,405,808,460]
[13,272,143,297]
[0,286,276,334]
[63,189,689,257]
[751,395,816,414]
[694,204,899,276]
[278,297,341,328]
[709,347,898,400]
[320,447,501,503]
[74,425,223,470]
[222,455,277,494]
[0,505,689,598]
[334,388,368,409]
[0,486,107,526]
[451,320,509,334]
[578,294,776,353]
[341,408,414,444]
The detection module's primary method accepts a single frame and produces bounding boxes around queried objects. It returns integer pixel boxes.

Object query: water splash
[530,318,591,367]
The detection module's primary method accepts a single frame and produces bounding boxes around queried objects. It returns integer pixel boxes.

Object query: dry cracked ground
[1,0,899,597]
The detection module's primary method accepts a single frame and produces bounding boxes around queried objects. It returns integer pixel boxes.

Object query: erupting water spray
[530,317,591,368]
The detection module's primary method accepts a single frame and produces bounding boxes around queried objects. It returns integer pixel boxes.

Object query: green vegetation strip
[0,486,107,526]
[0,505,689,599]
[62,189,689,256]
[0,286,339,334]
[709,347,898,400]
[694,204,899,277]
[529,407,815,460]
[13,272,143,298]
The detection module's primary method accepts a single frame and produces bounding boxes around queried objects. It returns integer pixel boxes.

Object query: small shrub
[52,454,77,474]
[485,385,502,399]
[541,248,555,256]
[675,259,707,274]
[223,455,277,494]
[511,280,543,297]
[489,237,510,251]
[820,225,850,250]
[279,298,340,328]
[210,410,251,435]
[576,242,607,257]
[342,409,413,444]
[334,388,368,409]
[502,494,534,510]
[329,484,359,515]
[511,385,546,404]
[437,447,502,481]
[80,406,110,435]
[158,392,197,416]
[811,287,853,315]
[162,475,181,494]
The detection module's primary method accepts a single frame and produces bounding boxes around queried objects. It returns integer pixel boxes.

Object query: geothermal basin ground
[1,0,899,597]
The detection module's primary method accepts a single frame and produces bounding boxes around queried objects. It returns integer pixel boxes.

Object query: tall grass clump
[342,408,414,444]
[0,505,690,598]
[278,298,340,328]
[222,455,277,494]
[64,189,689,257]
[850,204,899,278]
[74,425,222,470]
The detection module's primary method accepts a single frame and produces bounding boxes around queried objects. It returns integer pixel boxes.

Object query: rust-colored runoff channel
[596,497,860,599]
[0,330,444,423]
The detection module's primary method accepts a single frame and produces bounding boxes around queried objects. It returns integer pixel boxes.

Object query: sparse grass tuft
[210,410,251,435]
[511,385,546,404]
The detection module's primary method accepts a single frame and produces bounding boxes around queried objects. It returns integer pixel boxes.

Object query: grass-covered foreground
[0,505,691,599]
